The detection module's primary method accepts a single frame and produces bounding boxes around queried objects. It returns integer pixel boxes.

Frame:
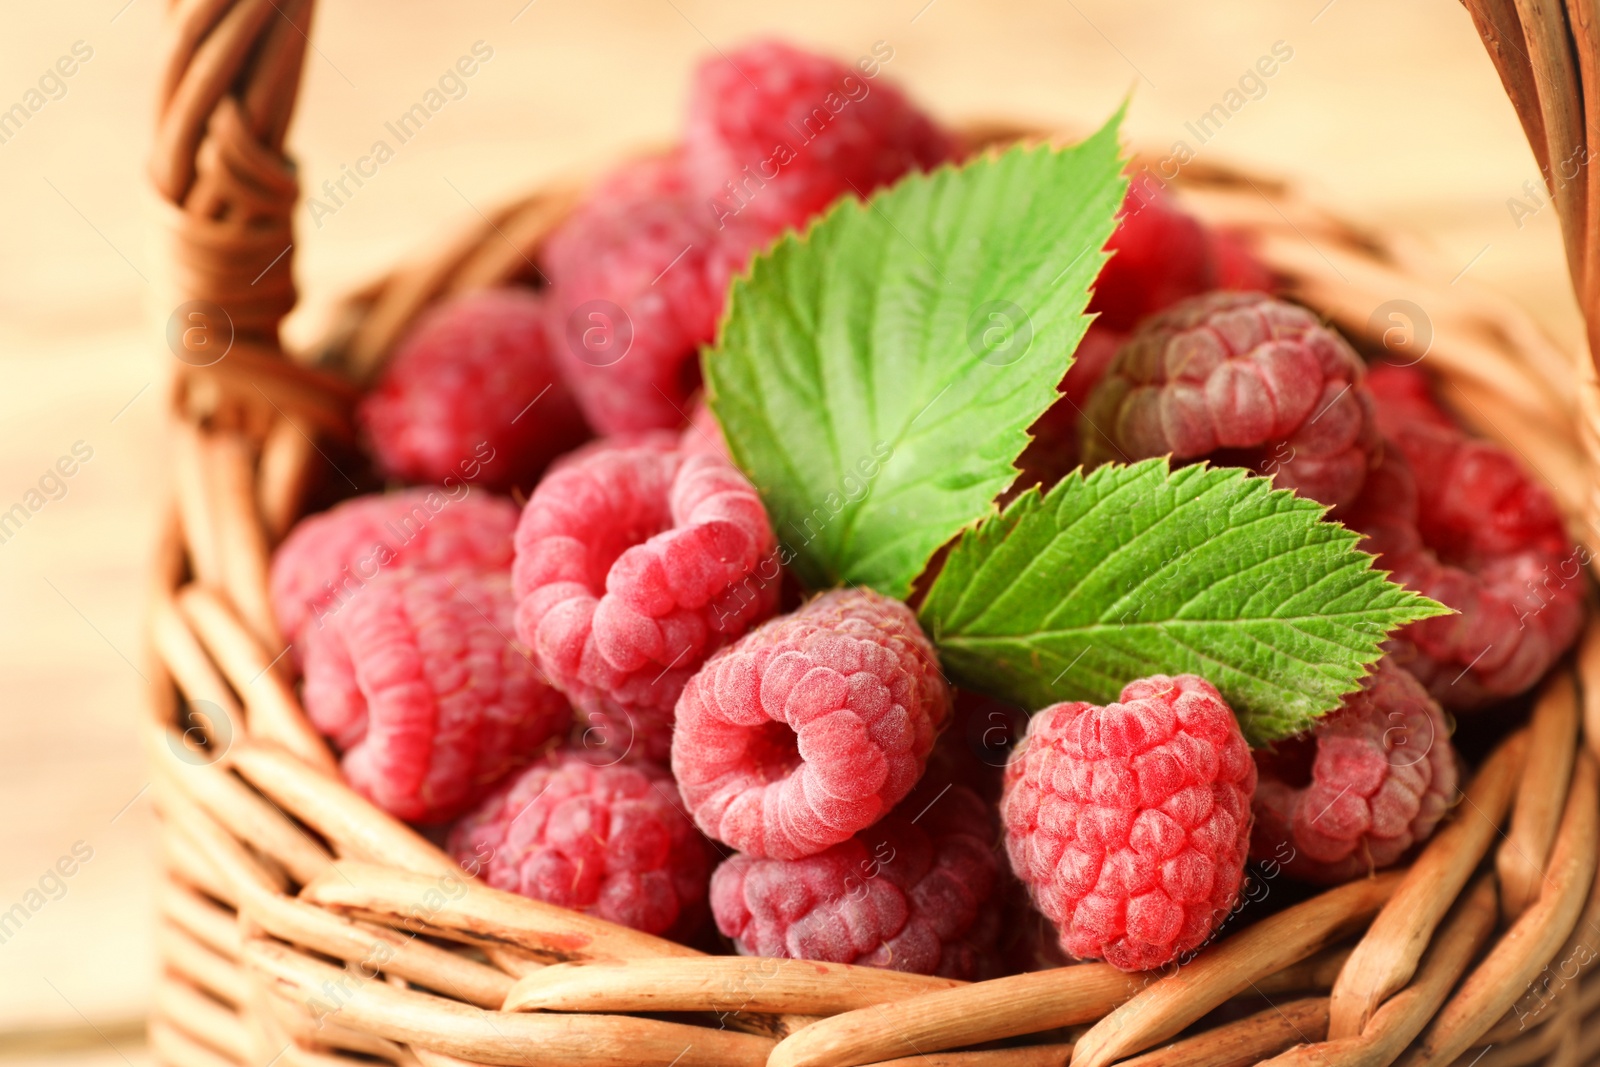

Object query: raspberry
[512,441,780,763]
[671,588,953,859]
[686,40,955,230]
[1021,192,1273,490]
[302,568,570,824]
[1342,373,1584,707]
[680,395,731,461]
[449,749,712,938]
[540,152,770,435]
[992,879,1072,976]
[1088,185,1218,333]
[1365,363,1458,432]
[1016,324,1127,489]
[1251,659,1458,883]
[1080,291,1379,512]
[358,288,590,493]
[1209,230,1275,293]
[1001,674,1256,972]
[1062,326,1131,413]
[709,779,1000,977]
[270,490,520,652]
[549,430,682,474]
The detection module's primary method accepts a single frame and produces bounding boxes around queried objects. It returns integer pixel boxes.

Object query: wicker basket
[145,4,1600,1067]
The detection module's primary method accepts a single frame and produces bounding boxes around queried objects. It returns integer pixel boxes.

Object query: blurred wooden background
[0,1,1579,1064]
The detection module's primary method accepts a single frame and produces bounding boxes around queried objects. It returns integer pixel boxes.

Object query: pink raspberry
[1002,674,1256,972]
[270,490,519,652]
[1080,291,1379,512]
[448,749,712,938]
[685,40,956,229]
[672,588,953,859]
[540,152,771,435]
[1089,184,1218,333]
[1342,369,1584,707]
[302,568,570,824]
[1251,659,1458,884]
[709,779,1000,978]
[358,288,590,493]
[512,441,780,763]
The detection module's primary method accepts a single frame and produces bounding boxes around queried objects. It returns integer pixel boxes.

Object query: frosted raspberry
[1080,291,1379,512]
[686,40,955,229]
[1343,369,1584,707]
[540,152,772,435]
[672,588,953,859]
[270,490,519,651]
[449,749,712,938]
[302,568,570,824]
[709,779,999,977]
[512,441,780,763]
[1251,659,1458,883]
[1089,184,1218,333]
[358,288,590,493]
[1002,674,1256,972]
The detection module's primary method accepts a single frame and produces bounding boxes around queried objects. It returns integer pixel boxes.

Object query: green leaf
[917,460,1451,744]
[705,117,1128,599]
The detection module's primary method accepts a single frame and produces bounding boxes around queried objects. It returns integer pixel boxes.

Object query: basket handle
[1463,0,1600,369]
[150,0,314,358]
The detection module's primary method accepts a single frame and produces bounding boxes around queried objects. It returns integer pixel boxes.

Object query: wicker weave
[146,3,1600,1066]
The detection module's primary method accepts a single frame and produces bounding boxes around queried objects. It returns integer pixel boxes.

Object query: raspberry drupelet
[1342,365,1585,707]
[512,440,780,763]
[1080,291,1379,513]
[269,489,520,655]
[301,567,571,825]
[672,588,953,859]
[450,749,712,938]
[358,288,589,493]
[1002,674,1256,972]
[1250,658,1458,884]
[709,778,1000,978]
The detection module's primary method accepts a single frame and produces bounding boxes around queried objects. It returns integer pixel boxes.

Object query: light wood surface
[0,0,1579,1061]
